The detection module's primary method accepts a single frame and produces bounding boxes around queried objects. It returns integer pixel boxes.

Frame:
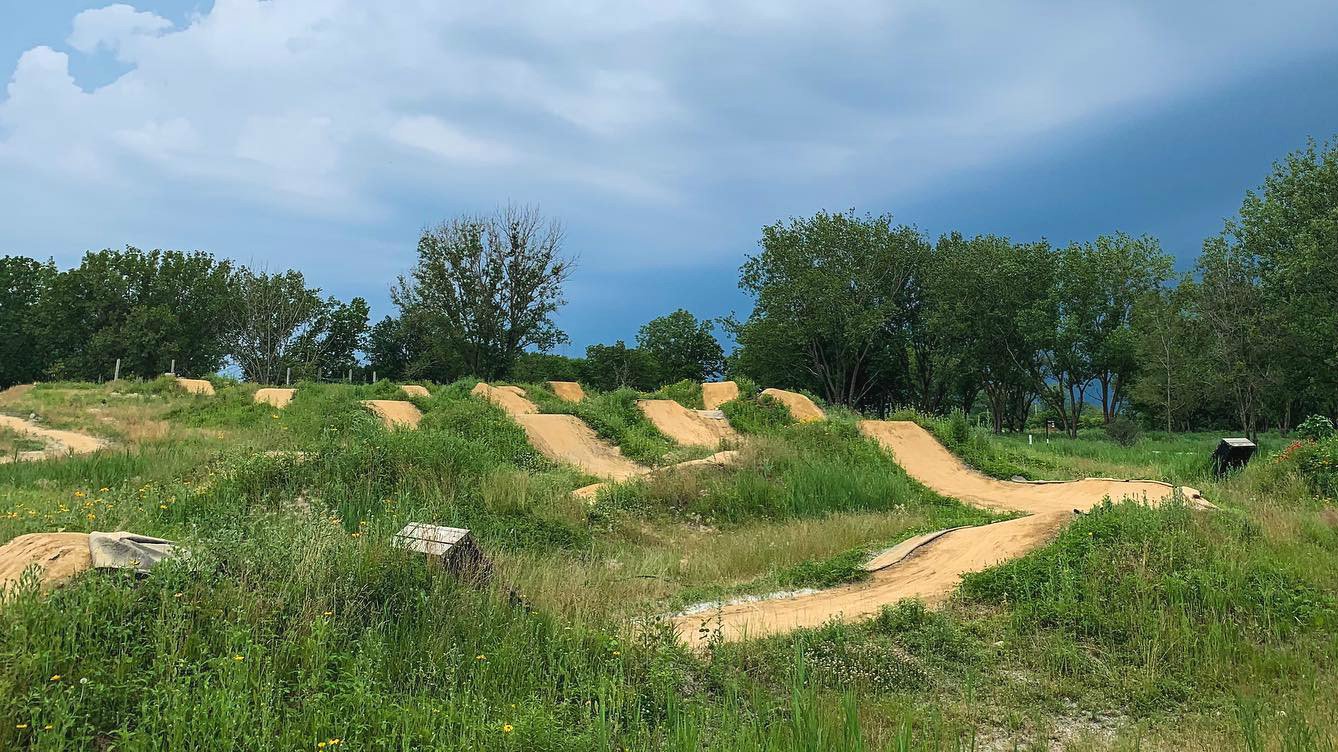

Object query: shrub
[1296,414,1336,442]
[947,410,970,447]
[720,394,793,435]
[1105,415,1143,446]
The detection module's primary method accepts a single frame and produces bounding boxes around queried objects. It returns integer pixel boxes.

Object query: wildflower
[611,651,621,657]
[74,491,85,498]
[174,592,183,598]
[233,655,244,661]
[323,611,333,616]
[50,674,61,681]
[15,724,27,729]
[43,725,53,730]
[99,487,109,492]
[475,654,487,661]
[502,724,514,733]
[350,532,361,538]
[159,504,168,510]
[271,414,279,419]
[86,513,96,521]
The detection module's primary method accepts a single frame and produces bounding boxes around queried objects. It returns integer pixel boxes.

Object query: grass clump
[719,393,793,435]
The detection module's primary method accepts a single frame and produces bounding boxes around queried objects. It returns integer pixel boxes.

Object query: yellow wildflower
[15,723,27,729]
[503,724,514,733]
[50,674,61,681]
[233,655,244,661]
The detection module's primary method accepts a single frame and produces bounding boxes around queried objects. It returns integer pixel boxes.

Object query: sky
[2,1,1337,355]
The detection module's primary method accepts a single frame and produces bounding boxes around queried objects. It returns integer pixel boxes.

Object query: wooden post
[372,370,377,383]
[286,367,291,386]
[347,369,352,383]
[170,358,175,376]
[113,358,121,381]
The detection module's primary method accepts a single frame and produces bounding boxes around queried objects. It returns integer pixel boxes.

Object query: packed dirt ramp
[253,388,295,408]
[761,388,825,422]
[547,381,586,403]
[471,383,538,415]
[0,533,92,594]
[400,384,430,398]
[701,381,740,410]
[637,399,736,447]
[0,415,109,463]
[515,414,646,480]
[175,377,215,396]
[362,400,423,430]
[673,419,1209,645]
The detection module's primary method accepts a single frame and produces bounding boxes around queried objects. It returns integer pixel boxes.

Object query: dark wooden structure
[1211,437,1257,477]
[392,523,493,584]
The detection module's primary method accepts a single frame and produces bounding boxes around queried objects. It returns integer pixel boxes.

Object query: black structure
[1212,437,1257,476]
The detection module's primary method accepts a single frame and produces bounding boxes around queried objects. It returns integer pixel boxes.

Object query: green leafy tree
[730,210,922,406]
[0,256,57,388]
[393,204,574,380]
[582,341,656,391]
[227,268,356,384]
[1130,279,1209,432]
[635,309,725,386]
[510,352,586,383]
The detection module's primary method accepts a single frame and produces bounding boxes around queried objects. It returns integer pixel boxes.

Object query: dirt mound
[0,415,108,463]
[514,414,646,480]
[0,533,92,594]
[547,381,586,402]
[674,420,1209,644]
[638,399,736,447]
[471,383,538,416]
[761,388,825,422]
[0,384,35,402]
[701,381,740,409]
[254,388,295,408]
[400,384,430,398]
[176,377,215,396]
[361,400,423,429]
[573,450,741,500]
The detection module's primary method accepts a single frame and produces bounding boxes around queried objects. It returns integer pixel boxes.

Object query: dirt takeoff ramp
[401,385,430,398]
[638,399,736,448]
[515,414,645,480]
[471,383,538,415]
[672,420,1207,645]
[254,388,295,408]
[761,388,825,422]
[0,533,92,594]
[701,381,740,410]
[0,415,108,463]
[361,400,423,430]
[175,377,215,396]
[547,381,586,403]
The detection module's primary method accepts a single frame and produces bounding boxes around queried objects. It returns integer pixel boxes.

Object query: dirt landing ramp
[401,384,430,398]
[701,381,740,410]
[471,383,539,416]
[362,400,423,430]
[856,420,1204,514]
[0,415,108,463]
[761,388,825,422]
[0,533,92,594]
[515,414,645,480]
[638,399,737,447]
[176,377,215,396]
[547,381,586,402]
[673,512,1072,643]
[572,450,741,500]
[254,388,295,408]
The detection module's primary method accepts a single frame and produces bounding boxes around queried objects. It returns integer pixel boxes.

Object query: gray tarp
[88,531,178,574]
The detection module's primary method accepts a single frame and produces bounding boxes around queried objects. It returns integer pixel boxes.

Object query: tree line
[2,139,1333,438]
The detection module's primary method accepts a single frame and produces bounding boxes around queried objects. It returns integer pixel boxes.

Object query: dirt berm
[362,400,423,429]
[471,383,539,415]
[0,533,91,594]
[254,388,295,408]
[547,381,586,402]
[701,381,739,410]
[673,420,1208,644]
[637,399,736,447]
[0,415,108,463]
[516,414,646,480]
[401,385,430,398]
[761,388,825,422]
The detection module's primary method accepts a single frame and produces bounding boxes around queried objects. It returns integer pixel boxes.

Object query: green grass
[2,381,1338,750]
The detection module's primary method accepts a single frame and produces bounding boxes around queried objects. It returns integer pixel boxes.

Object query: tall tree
[636,309,725,386]
[583,341,656,391]
[227,268,330,384]
[1130,279,1208,433]
[731,210,922,406]
[0,256,57,387]
[393,205,574,380]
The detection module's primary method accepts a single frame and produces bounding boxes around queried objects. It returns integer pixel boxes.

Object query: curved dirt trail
[471,383,539,414]
[0,415,109,463]
[637,399,736,448]
[516,414,646,480]
[672,420,1207,644]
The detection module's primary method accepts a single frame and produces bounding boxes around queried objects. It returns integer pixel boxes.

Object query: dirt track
[361,400,423,429]
[761,388,825,422]
[547,381,586,402]
[175,377,215,396]
[673,420,1207,644]
[515,414,646,480]
[0,415,109,463]
[638,399,736,447]
[471,383,539,414]
[400,385,430,398]
[254,388,295,408]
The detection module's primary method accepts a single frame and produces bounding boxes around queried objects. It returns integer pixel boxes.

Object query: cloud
[1,0,1337,278]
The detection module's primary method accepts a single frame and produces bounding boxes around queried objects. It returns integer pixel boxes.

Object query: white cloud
[1,0,1336,275]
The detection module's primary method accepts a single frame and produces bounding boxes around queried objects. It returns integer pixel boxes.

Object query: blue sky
[2,2,1337,355]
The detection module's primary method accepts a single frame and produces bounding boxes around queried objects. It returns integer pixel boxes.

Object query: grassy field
[1,380,1335,750]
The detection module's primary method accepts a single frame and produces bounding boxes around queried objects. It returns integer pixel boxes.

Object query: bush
[1105,415,1142,446]
[1296,414,1336,442]
[720,394,793,435]
[947,410,970,447]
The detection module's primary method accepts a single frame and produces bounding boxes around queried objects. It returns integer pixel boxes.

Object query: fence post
[372,370,377,383]
[286,368,291,386]
[170,358,175,376]
[113,358,121,381]
[347,369,352,383]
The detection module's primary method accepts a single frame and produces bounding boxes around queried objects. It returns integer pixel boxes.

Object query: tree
[366,316,417,381]
[636,309,725,386]
[510,352,585,383]
[393,205,574,380]
[583,341,656,391]
[730,210,922,406]
[34,247,235,380]
[302,296,369,378]
[0,256,58,388]
[1130,279,1208,432]
[227,268,326,384]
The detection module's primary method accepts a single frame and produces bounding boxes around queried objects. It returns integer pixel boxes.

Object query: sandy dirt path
[0,415,109,463]
[672,420,1207,644]
[761,388,826,422]
[471,383,539,415]
[637,399,736,448]
[361,400,423,429]
[701,381,740,410]
[254,388,295,408]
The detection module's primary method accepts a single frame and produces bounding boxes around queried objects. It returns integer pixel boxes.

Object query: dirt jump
[638,399,736,448]
[672,420,1208,644]
[547,381,586,403]
[471,383,539,415]
[702,381,740,410]
[361,400,423,430]
[0,533,91,594]
[516,414,646,480]
[175,377,215,396]
[761,388,825,422]
[253,388,295,409]
[0,415,109,463]
[400,385,430,398]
